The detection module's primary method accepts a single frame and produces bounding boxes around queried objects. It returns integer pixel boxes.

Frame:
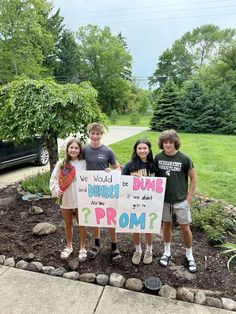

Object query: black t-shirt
[122,160,156,177]
[154,151,194,203]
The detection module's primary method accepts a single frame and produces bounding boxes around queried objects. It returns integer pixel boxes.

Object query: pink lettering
[133,177,141,190]
[145,178,155,191]
[155,178,163,193]
[132,177,164,193]
[95,207,105,224]
[106,207,116,225]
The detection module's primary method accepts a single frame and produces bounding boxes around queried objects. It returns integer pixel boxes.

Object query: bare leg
[133,233,141,245]
[180,224,192,249]
[79,226,87,250]
[145,233,153,246]
[163,221,172,243]
[93,226,100,240]
[60,208,73,248]
[109,228,117,243]
[75,209,87,250]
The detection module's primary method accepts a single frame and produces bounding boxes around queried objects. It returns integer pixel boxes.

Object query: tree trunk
[47,136,59,173]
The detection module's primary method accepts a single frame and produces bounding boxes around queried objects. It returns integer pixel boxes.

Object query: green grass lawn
[110,130,236,206]
[108,113,152,127]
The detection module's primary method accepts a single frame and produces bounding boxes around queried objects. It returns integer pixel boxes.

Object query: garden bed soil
[0,184,235,300]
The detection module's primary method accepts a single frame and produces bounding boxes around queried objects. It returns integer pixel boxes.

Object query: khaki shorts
[162,200,192,224]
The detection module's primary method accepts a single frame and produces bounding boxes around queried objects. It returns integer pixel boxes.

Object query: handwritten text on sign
[77,170,121,228]
[116,175,166,234]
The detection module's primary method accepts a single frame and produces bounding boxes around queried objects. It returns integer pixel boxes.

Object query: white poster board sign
[77,170,121,228]
[116,175,166,234]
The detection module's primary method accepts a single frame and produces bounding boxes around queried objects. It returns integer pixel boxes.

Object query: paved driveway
[0,126,148,188]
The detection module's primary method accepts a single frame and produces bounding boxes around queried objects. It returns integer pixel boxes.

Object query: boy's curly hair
[158,129,181,150]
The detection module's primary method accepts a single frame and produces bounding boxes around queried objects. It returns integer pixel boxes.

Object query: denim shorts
[162,200,192,224]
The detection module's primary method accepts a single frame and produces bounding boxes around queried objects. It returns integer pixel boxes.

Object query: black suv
[0,136,49,170]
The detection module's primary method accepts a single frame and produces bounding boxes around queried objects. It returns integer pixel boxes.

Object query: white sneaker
[79,248,87,262]
[132,251,142,265]
[60,247,73,260]
[143,251,153,264]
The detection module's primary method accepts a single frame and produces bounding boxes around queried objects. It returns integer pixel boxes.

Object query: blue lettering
[119,213,129,228]
[130,213,146,229]
[87,184,120,199]
[88,184,94,197]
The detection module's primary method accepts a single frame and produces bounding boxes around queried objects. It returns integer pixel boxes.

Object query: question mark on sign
[82,207,91,223]
[149,213,157,229]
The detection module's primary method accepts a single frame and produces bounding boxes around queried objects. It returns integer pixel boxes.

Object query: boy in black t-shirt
[155,129,197,273]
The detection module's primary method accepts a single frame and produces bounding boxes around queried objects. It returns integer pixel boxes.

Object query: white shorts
[162,200,192,224]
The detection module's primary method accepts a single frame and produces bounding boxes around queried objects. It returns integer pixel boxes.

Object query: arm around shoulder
[122,162,131,175]
[111,162,120,170]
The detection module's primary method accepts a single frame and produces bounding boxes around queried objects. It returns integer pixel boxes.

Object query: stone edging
[1,255,236,312]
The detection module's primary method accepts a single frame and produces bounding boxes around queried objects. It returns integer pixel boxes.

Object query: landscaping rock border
[1,254,235,311]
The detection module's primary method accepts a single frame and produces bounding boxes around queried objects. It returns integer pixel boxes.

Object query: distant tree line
[0,1,235,135]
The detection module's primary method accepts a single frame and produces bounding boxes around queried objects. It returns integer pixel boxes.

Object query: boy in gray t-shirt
[83,123,121,266]
[84,144,116,171]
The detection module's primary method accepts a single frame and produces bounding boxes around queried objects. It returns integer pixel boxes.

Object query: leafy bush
[21,172,51,195]
[203,224,225,244]
[110,109,119,124]
[130,112,140,125]
[191,201,236,245]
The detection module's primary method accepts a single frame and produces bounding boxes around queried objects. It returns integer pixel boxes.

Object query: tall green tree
[43,8,64,75]
[149,42,194,87]
[76,24,133,114]
[209,83,236,134]
[0,0,64,83]
[0,77,106,171]
[54,30,81,83]
[218,43,236,91]
[179,78,236,134]
[179,80,213,133]
[150,81,180,131]
[149,24,236,87]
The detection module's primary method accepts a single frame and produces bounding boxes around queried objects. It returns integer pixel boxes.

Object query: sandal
[87,246,100,260]
[79,248,87,262]
[111,249,122,266]
[60,247,73,260]
[186,258,197,273]
[159,254,171,267]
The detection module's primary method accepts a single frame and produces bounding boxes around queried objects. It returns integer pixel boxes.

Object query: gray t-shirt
[84,144,117,170]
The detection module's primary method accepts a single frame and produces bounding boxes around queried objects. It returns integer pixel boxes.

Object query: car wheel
[36,146,49,166]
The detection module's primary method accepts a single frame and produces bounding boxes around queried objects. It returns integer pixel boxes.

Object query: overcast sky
[52,0,236,87]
